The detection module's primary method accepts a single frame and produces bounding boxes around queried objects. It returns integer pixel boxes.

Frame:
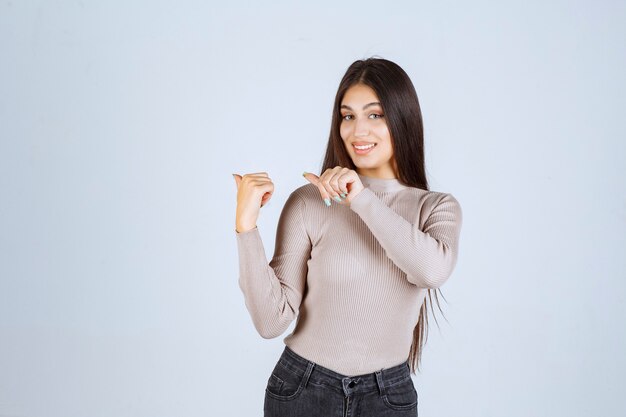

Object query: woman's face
[339,83,397,178]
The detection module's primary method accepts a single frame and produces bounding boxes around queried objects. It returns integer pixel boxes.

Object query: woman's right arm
[235,190,311,339]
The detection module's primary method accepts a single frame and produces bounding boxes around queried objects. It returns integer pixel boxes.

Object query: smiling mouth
[353,143,377,154]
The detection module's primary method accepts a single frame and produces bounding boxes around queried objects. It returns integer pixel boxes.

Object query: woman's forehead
[341,85,381,109]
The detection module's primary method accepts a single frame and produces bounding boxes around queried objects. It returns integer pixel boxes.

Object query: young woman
[232,57,462,417]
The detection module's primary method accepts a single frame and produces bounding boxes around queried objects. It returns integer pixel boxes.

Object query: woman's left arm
[349,188,463,288]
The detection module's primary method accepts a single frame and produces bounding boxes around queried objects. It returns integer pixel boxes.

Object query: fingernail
[340,193,347,198]
[302,171,307,177]
[333,196,342,202]
[324,198,331,207]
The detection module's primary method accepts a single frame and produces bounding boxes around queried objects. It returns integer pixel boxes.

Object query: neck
[357,172,408,193]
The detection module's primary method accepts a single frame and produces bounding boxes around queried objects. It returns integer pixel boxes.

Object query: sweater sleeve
[348,187,462,288]
[235,191,311,339]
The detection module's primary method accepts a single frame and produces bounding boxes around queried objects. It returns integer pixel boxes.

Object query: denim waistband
[276,345,412,397]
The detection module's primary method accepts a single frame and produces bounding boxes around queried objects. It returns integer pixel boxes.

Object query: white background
[1,1,625,416]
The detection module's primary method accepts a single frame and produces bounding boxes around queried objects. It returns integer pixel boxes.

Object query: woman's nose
[354,118,370,137]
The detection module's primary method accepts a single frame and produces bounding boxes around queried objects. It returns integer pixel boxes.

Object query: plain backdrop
[1,1,625,416]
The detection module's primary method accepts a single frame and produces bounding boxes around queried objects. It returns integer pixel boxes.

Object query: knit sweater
[235,173,463,376]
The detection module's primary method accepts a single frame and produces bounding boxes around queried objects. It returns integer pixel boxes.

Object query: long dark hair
[320,57,447,374]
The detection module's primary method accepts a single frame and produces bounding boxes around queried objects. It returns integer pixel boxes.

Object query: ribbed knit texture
[235,173,463,376]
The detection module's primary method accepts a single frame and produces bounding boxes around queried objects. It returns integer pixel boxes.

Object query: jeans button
[348,380,355,388]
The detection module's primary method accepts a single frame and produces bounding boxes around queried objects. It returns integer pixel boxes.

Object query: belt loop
[374,369,386,396]
[302,361,315,388]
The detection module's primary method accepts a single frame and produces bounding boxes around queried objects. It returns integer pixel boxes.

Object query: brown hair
[320,56,447,374]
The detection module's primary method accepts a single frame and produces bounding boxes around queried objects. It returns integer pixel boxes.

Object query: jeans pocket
[267,373,284,393]
[382,376,418,411]
[265,361,306,401]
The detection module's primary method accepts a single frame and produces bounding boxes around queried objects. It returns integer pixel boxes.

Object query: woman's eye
[341,114,383,121]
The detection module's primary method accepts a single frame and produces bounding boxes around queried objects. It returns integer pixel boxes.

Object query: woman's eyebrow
[340,102,381,110]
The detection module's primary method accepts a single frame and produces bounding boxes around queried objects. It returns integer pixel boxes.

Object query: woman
[232,57,462,417]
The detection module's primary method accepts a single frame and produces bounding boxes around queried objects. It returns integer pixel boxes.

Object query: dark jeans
[264,345,418,417]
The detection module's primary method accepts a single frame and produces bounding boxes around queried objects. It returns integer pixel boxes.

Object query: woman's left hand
[302,166,364,206]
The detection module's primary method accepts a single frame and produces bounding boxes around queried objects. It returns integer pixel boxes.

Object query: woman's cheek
[339,126,350,143]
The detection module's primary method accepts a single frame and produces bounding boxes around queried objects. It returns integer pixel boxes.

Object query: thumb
[302,171,319,184]
[232,173,242,189]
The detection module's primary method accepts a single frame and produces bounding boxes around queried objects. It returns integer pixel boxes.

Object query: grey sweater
[235,173,463,376]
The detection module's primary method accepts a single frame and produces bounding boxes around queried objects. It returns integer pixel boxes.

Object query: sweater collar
[357,173,408,193]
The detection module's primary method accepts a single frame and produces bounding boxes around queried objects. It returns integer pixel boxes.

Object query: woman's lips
[353,143,377,155]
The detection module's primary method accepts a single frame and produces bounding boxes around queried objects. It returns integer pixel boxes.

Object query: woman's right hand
[232,172,274,233]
